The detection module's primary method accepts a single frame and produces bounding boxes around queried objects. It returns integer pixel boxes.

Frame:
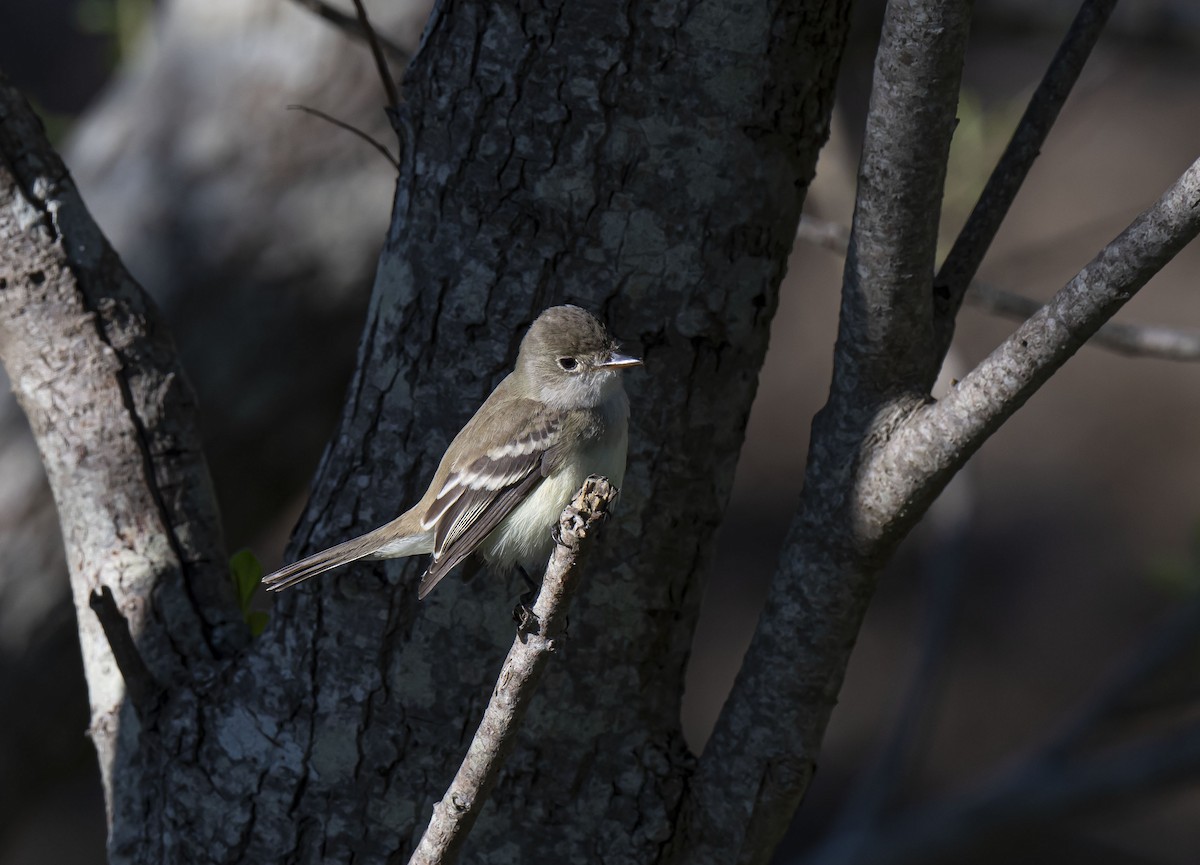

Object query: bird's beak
[599,351,643,369]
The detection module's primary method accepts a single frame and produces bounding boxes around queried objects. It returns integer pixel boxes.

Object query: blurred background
[1,1,1198,863]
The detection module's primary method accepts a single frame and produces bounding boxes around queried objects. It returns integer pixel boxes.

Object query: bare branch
[934,0,1119,357]
[289,0,412,67]
[286,104,400,168]
[894,156,1200,498]
[682,3,974,862]
[351,0,404,114]
[88,586,162,719]
[806,718,1200,865]
[798,213,1200,362]
[0,73,241,798]
[967,281,1200,361]
[406,476,618,865]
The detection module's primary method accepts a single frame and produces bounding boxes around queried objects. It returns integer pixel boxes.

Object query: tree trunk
[4,1,851,863]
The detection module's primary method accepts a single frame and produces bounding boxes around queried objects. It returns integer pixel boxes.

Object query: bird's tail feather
[262,533,382,592]
[262,522,430,592]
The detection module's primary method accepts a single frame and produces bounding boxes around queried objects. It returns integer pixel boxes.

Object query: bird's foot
[513,596,540,636]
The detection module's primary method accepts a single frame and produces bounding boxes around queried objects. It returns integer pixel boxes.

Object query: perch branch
[406,476,618,865]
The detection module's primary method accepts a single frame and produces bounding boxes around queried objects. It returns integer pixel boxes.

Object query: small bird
[262,305,641,599]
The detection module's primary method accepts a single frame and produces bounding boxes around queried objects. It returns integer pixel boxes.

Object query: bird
[262,304,641,600]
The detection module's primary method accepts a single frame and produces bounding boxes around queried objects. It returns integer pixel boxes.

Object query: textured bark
[4,0,851,862]
[8,2,1199,864]
[685,3,975,861]
[0,71,244,822]
[257,2,851,862]
[0,0,430,847]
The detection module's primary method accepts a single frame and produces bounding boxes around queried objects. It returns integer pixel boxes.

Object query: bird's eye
[557,356,578,371]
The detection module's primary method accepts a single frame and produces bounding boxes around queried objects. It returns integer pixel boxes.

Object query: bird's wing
[417,409,563,598]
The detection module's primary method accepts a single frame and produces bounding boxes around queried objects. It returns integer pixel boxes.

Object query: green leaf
[246,611,270,638]
[229,549,263,613]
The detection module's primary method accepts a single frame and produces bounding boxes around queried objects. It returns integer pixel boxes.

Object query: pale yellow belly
[478,431,627,573]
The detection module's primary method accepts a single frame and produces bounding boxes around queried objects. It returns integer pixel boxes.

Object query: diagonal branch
[808,718,1200,865]
[406,477,617,865]
[798,213,1200,362]
[933,0,1119,360]
[966,281,1200,361]
[884,156,1200,505]
[351,0,404,114]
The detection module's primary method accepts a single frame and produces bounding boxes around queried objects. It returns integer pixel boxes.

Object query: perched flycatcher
[262,305,641,599]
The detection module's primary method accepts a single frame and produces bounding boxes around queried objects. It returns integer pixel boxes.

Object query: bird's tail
[261,519,431,593]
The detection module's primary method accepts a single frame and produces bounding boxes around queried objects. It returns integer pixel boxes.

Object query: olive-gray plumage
[262,305,640,599]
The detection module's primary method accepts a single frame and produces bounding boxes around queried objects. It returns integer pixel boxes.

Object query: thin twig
[351,0,403,113]
[406,476,618,865]
[797,214,1200,363]
[289,0,411,67]
[967,282,1200,361]
[933,0,1119,354]
[286,104,399,169]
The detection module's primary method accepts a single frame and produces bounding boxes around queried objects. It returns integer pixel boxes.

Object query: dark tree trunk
[3,0,851,861]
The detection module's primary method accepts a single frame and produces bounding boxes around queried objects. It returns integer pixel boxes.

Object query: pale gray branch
[406,476,618,865]
[683,3,974,863]
[0,74,241,814]
[967,281,1200,361]
[895,156,1200,494]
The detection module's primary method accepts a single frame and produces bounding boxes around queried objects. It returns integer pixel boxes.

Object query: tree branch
[798,213,1200,363]
[885,156,1200,505]
[682,3,974,863]
[0,73,241,805]
[933,0,1118,358]
[88,586,162,719]
[807,718,1200,865]
[351,0,404,114]
[966,281,1200,361]
[406,476,618,865]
